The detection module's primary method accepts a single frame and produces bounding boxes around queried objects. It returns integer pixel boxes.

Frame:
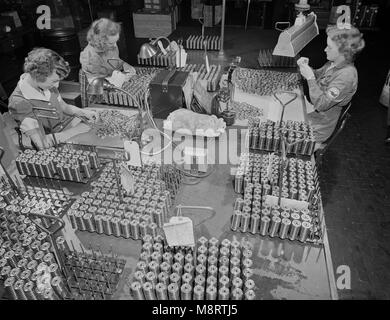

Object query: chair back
[315,102,352,167]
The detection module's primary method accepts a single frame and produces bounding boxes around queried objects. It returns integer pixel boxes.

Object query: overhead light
[138,37,171,59]
[138,43,158,59]
[273,12,319,57]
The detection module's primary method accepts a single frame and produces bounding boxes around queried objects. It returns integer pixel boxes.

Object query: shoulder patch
[326,87,340,99]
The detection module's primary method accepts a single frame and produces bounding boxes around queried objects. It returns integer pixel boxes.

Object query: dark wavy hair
[326,25,365,62]
[87,18,121,52]
[24,48,70,82]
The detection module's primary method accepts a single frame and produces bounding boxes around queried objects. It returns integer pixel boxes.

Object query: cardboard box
[133,9,175,38]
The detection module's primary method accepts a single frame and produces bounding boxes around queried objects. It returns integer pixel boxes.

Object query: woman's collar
[18,74,51,101]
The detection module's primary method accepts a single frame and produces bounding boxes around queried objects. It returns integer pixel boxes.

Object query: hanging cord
[140,89,215,183]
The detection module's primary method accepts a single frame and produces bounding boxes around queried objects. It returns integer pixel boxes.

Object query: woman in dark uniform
[298,25,365,147]
[8,48,97,149]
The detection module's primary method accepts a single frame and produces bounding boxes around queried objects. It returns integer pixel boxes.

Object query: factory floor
[132,25,389,300]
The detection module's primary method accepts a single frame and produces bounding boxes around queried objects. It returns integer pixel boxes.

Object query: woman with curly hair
[298,25,365,145]
[8,48,97,150]
[80,18,136,83]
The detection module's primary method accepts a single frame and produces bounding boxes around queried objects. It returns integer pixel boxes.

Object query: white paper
[124,140,142,167]
[163,216,195,247]
[120,165,135,195]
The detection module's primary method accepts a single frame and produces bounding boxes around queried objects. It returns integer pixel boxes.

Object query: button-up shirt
[307,60,358,143]
[80,43,124,83]
[8,74,66,133]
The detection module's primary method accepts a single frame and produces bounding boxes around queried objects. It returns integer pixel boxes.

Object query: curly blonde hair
[326,25,365,62]
[24,48,70,82]
[87,18,121,52]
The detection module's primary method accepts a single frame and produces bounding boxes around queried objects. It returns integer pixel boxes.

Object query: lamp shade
[139,43,158,59]
[273,12,319,57]
[87,77,113,95]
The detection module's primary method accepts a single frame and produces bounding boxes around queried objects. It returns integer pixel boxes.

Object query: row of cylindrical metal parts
[15,150,99,181]
[248,129,316,156]
[3,273,68,300]
[130,236,256,300]
[0,201,68,300]
[231,209,313,243]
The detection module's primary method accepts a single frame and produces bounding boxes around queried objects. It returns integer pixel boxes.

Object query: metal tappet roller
[168,283,180,300]
[289,220,301,241]
[206,286,217,300]
[158,272,169,286]
[142,282,156,300]
[279,218,291,239]
[155,283,168,300]
[146,271,158,285]
[130,281,144,300]
[269,216,282,238]
[231,211,242,232]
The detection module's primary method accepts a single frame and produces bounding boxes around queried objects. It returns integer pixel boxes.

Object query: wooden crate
[133,9,175,38]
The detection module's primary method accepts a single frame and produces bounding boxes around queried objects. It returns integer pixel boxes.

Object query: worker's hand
[299,64,315,80]
[25,129,54,150]
[78,109,99,123]
[297,57,309,66]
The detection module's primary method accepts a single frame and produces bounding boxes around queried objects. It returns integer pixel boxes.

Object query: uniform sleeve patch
[326,87,340,99]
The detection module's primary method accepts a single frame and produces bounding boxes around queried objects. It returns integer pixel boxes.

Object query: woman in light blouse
[80,18,136,83]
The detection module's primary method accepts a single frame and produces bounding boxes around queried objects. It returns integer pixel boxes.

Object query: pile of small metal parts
[15,145,100,183]
[95,110,139,140]
[258,49,297,68]
[248,120,316,156]
[232,68,300,96]
[129,235,256,300]
[57,236,126,300]
[231,200,322,243]
[137,50,176,67]
[185,35,221,51]
[230,101,264,121]
[67,163,180,240]
[103,72,158,108]
[179,63,222,92]
[234,153,320,203]
[0,187,69,300]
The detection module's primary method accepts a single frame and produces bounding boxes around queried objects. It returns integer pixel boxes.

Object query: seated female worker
[8,48,98,150]
[298,25,365,147]
[80,18,136,83]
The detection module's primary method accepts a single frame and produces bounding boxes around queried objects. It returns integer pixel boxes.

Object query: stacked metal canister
[104,72,157,108]
[248,120,316,156]
[185,35,221,51]
[232,153,322,243]
[0,188,69,300]
[67,163,176,240]
[130,236,256,300]
[234,153,320,203]
[258,49,297,68]
[96,110,139,139]
[59,237,126,300]
[137,51,176,67]
[179,64,222,92]
[15,146,100,183]
[232,68,300,96]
